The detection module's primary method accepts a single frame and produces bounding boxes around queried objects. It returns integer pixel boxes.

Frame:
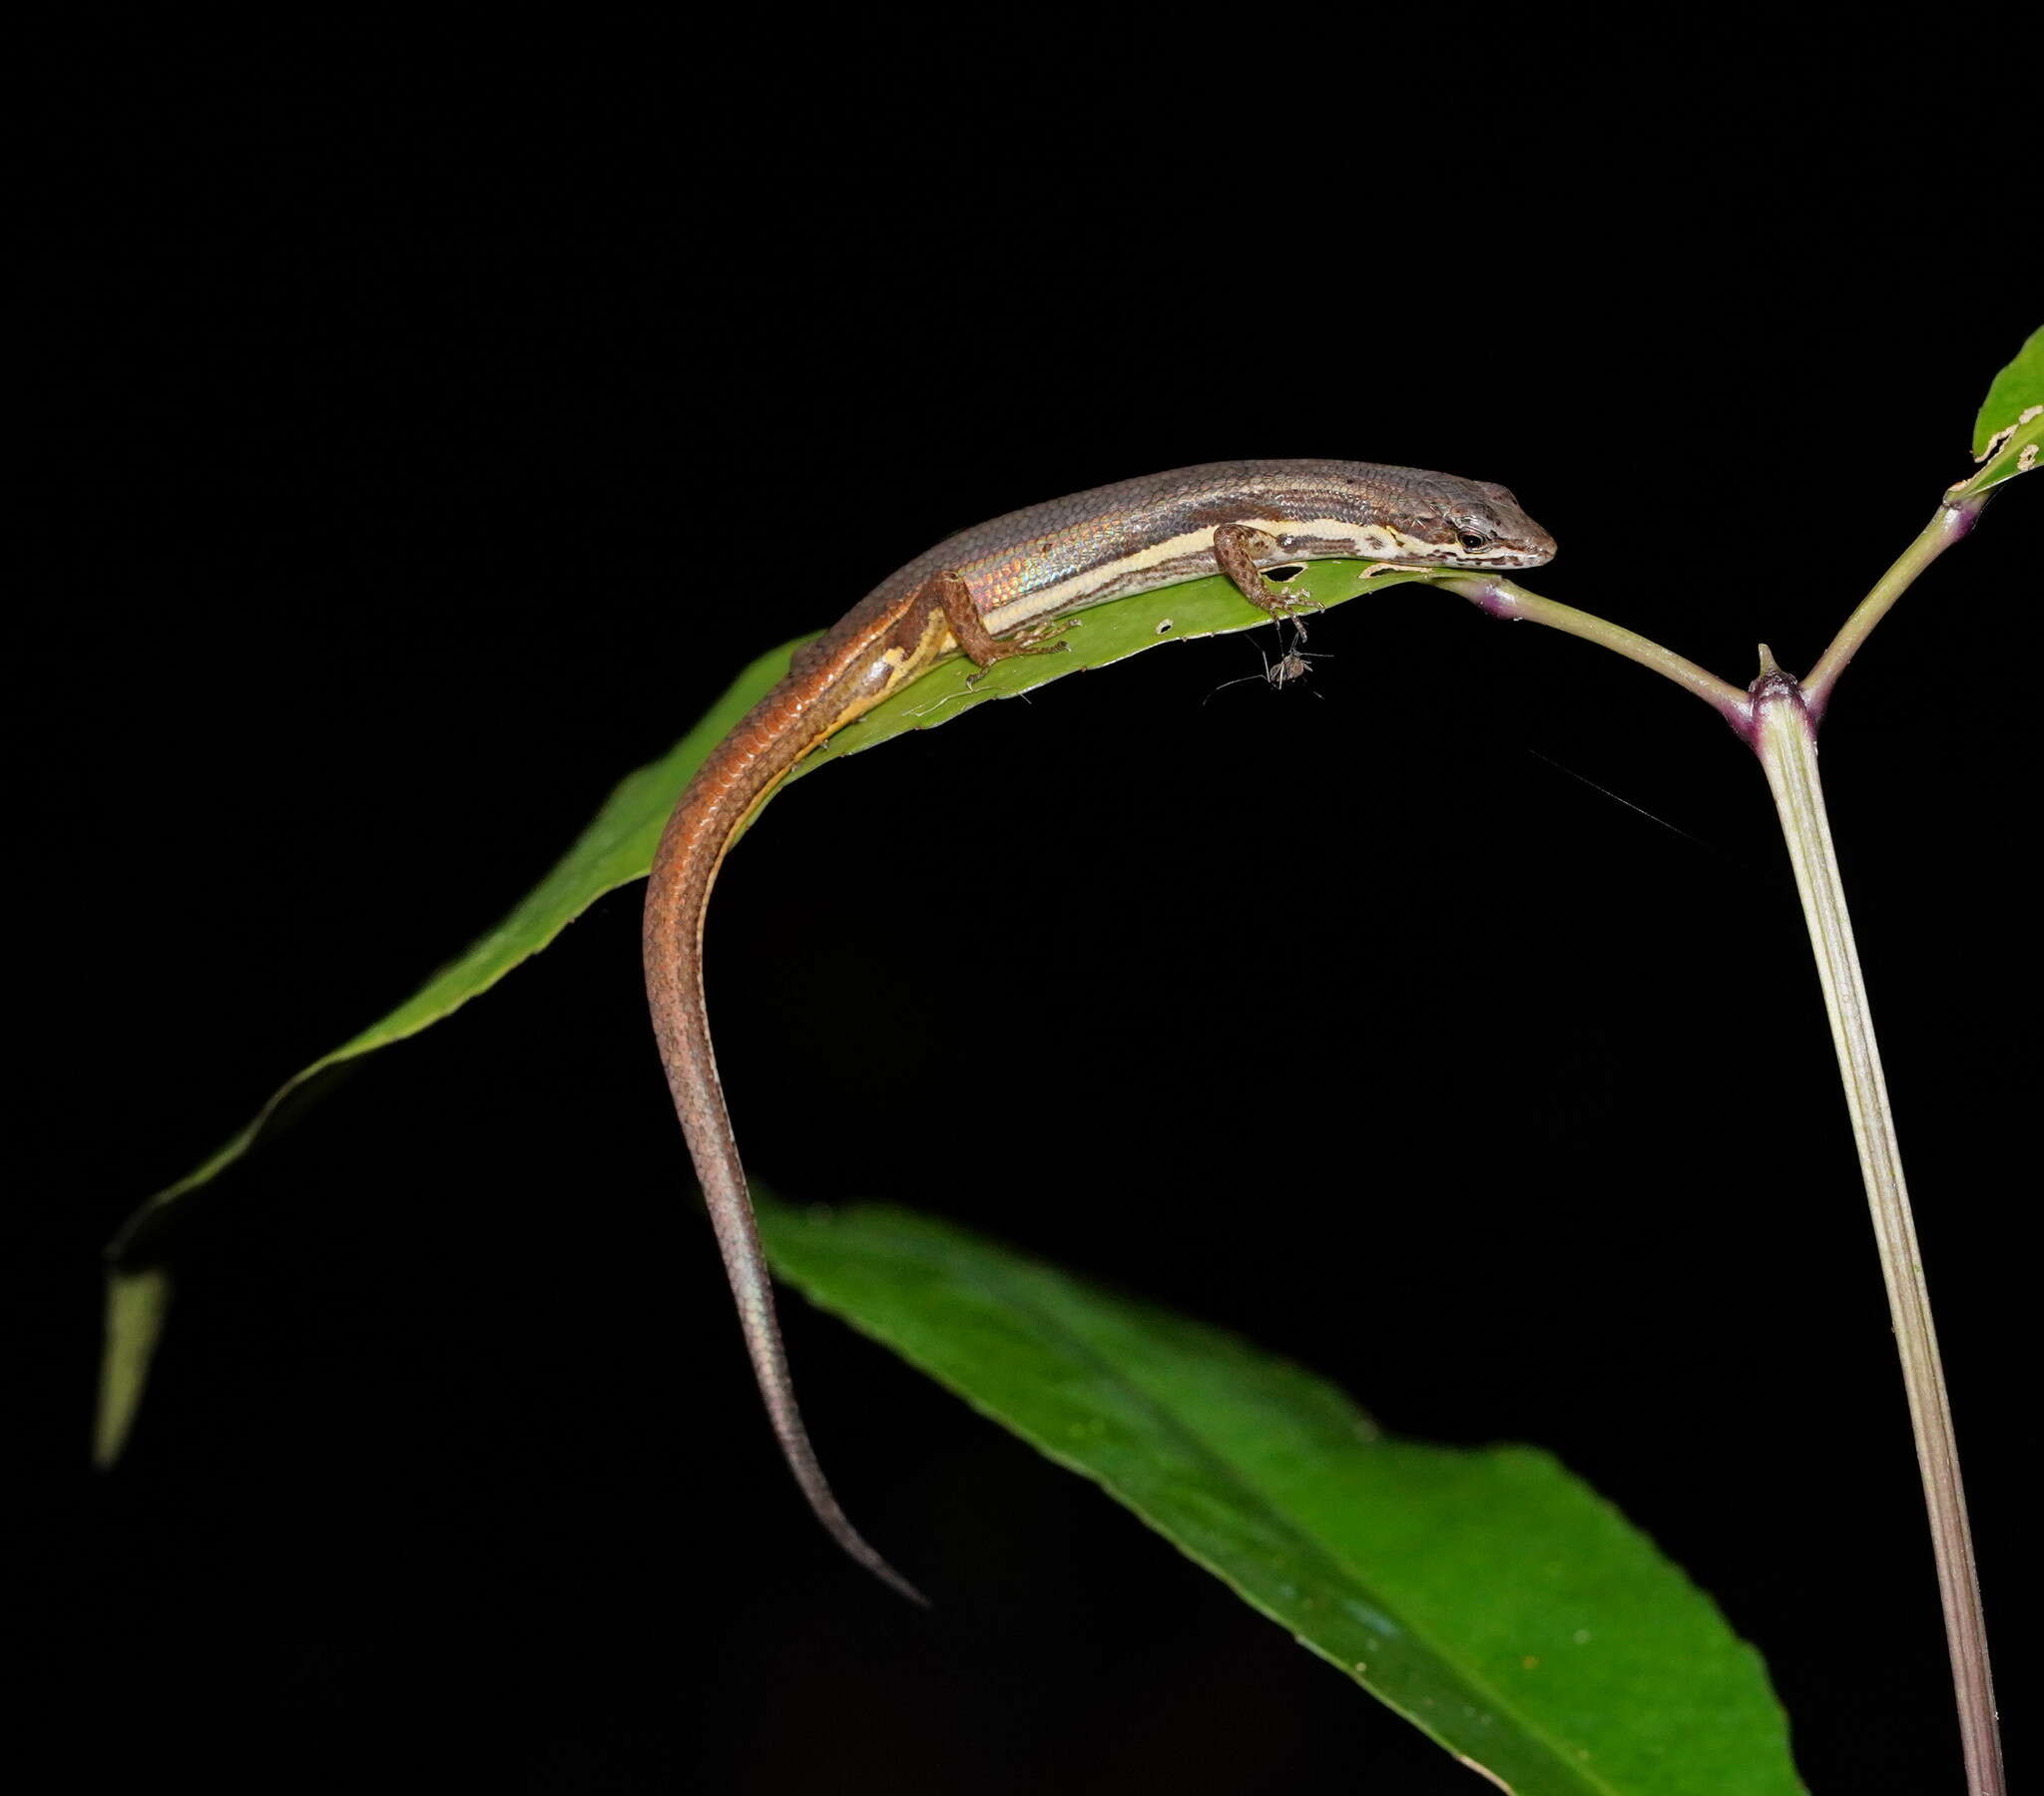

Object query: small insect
[1204,621,1329,702]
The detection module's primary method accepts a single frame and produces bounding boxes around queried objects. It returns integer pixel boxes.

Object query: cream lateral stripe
[852,612,955,713]
[979,518,1415,635]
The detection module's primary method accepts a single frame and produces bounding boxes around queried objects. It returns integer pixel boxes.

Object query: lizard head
[1421,478,1557,571]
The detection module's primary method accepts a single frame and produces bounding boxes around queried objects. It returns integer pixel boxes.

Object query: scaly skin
[643,461,1555,1599]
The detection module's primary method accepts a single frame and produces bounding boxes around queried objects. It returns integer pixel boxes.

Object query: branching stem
[1430,550,2006,1791]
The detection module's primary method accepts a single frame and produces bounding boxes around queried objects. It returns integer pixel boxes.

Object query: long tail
[643,738,926,1605]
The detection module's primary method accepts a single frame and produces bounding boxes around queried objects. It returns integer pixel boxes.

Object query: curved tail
[643,730,925,1605]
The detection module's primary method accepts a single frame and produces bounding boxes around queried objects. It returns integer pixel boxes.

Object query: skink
[643,459,1556,1600]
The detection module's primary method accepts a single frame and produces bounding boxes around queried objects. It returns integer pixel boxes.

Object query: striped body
[644,460,1554,1600]
[882,458,1553,637]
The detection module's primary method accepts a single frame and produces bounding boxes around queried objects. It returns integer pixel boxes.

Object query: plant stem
[1749,660,2002,1795]
[1438,575,1752,726]
[1802,494,1990,720]
[1446,532,2006,1783]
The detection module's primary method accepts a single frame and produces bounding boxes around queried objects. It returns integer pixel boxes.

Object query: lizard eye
[1457,531,1489,552]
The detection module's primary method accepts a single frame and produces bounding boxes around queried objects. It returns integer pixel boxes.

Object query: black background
[24,29,2037,1795]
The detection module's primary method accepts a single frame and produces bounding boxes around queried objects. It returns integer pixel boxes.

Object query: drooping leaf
[759,1197,1805,1796]
[98,561,1435,1463]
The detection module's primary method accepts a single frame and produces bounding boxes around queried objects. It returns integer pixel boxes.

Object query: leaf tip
[94,1265,174,1469]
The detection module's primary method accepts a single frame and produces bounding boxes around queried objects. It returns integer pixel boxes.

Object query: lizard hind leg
[930,569,1073,687]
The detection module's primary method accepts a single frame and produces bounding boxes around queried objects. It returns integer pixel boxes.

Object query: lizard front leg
[1213,522,1324,630]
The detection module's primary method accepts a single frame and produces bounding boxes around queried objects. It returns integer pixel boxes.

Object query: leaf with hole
[1953,323,2042,497]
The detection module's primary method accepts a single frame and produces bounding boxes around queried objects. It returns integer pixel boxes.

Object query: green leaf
[1953,323,2043,498]
[759,1197,1804,1796]
[97,560,1435,1464]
